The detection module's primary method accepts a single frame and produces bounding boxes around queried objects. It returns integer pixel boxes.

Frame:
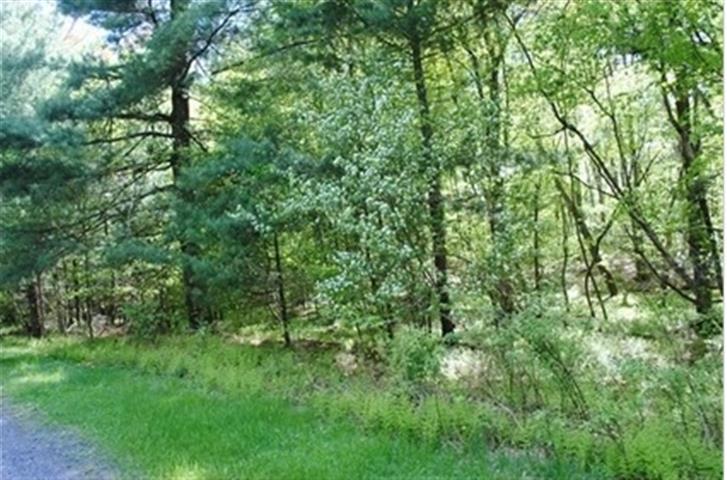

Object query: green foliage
[0,291,19,325]
[122,302,179,340]
[387,327,443,389]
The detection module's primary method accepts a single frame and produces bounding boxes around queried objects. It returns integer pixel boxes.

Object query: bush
[387,327,443,391]
[123,302,180,339]
[0,290,19,325]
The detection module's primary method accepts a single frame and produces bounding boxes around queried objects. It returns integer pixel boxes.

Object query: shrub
[123,302,179,339]
[387,327,443,391]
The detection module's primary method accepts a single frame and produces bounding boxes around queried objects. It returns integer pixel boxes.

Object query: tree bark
[409,33,454,337]
[273,233,292,347]
[559,201,570,311]
[36,272,45,329]
[72,259,81,326]
[25,274,44,338]
[52,270,66,334]
[169,0,207,330]
[486,29,516,317]
[674,93,714,321]
[628,157,651,285]
[104,219,117,324]
[554,177,618,298]
[84,253,93,339]
[532,179,542,291]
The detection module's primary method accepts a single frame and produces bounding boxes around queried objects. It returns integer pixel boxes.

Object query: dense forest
[0,0,723,478]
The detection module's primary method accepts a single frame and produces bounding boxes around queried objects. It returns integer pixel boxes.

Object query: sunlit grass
[10,369,66,386]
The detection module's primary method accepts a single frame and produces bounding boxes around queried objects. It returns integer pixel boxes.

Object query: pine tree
[51,0,252,328]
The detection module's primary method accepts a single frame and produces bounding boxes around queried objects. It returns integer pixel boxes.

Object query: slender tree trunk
[53,270,66,334]
[409,33,454,337]
[72,259,81,326]
[532,179,542,291]
[273,233,292,347]
[63,260,74,329]
[84,253,93,339]
[464,30,516,320]
[675,94,714,324]
[629,160,651,285]
[571,204,597,319]
[554,177,618,298]
[556,166,598,319]
[630,220,651,285]
[36,272,45,329]
[485,34,516,318]
[361,204,395,338]
[699,196,722,296]
[25,274,44,338]
[485,144,516,316]
[591,162,606,223]
[109,270,117,324]
[104,219,117,324]
[559,201,570,311]
[170,81,204,329]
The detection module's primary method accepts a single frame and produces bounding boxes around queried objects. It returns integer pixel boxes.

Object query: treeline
[0,0,722,341]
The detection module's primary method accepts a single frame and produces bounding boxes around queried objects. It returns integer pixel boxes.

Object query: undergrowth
[1,335,598,479]
[2,308,722,480]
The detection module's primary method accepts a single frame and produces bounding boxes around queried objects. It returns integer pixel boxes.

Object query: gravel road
[0,399,121,480]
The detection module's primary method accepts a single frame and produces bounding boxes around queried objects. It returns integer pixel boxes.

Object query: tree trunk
[84,253,94,339]
[464,28,516,320]
[409,33,454,337]
[273,233,292,347]
[25,274,43,338]
[484,34,516,318]
[675,93,714,325]
[557,202,571,311]
[109,269,117,325]
[532,179,542,291]
[554,177,618,298]
[36,272,45,329]
[72,259,81,326]
[104,219,117,324]
[53,270,66,334]
[169,0,207,330]
[628,159,651,285]
[170,82,204,329]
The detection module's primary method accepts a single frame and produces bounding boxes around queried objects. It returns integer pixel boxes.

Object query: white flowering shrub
[284,64,435,334]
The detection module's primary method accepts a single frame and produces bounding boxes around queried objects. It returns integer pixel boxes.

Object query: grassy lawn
[0,335,603,479]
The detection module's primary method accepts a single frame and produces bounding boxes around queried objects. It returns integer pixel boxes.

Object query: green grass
[0,336,602,479]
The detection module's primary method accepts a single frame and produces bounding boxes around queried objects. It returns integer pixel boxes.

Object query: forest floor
[0,398,120,480]
[0,334,605,479]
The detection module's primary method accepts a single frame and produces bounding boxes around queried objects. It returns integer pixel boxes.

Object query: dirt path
[0,399,121,480]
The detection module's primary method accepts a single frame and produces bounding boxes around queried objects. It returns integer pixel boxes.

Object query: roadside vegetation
[2,307,722,479]
[3,334,605,479]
